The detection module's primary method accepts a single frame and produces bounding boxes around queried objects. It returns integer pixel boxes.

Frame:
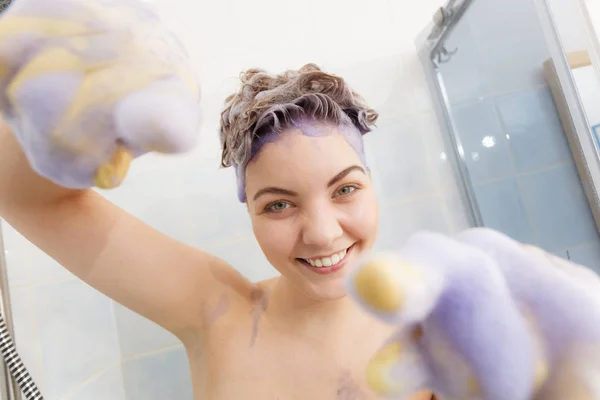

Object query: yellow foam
[468,375,480,395]
[0,16,90,38]
[93,147,132,189]
[534,360,549,391]
[7,47,84,103]
[366,342,402,394]
[181,69,200,101]
[354,258,404,312]
[68,37,90,52]
[61,61,171,124]
[520,306,549,393]
[50,59,173,155]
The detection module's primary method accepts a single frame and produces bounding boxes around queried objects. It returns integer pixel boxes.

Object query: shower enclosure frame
[416,0,600,229]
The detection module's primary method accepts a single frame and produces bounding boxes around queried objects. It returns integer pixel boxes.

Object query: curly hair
[219,63,379,169]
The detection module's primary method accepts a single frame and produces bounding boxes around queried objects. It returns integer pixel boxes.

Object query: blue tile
[466,0,550,94]
[466,0,541,42]
[34,280,120,399]
[114,303,180,358]
[123,346,193,400]
[477,35,549,95]
[518,163,599,251]
[452,100,515,183]
[496,87,572,172]
[62,365,127,400]
[556,243,600,274]
[473,178,537,245]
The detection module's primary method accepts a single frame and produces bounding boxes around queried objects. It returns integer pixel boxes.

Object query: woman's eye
[265,201,291,213]
[335,185,357,197]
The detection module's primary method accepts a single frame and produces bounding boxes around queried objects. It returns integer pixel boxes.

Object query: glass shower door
[418,0,600,271]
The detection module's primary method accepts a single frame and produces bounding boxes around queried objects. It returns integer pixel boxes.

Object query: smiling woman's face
[245,125,379,300]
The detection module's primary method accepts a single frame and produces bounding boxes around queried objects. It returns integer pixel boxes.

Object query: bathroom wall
[438,0,600,269]
[584,0,600,43]
[1,0,466,398]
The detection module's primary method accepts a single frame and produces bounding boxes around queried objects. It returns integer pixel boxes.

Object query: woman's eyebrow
[253,187,298,201]
[327,165,365,187]
[252,165,365,201]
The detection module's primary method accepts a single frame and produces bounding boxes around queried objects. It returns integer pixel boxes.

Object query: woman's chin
[303,280,349,301]
[275,265,352,301]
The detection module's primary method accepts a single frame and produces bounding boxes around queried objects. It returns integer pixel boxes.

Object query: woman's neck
[266,277,361,341]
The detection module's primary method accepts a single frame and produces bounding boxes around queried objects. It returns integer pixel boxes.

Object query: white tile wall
[548,0,597,53]
[1,0,467,398]
[61,366,127,400]
[586,0,600,36]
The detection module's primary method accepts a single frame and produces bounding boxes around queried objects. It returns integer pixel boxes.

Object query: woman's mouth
[297,244,355,275]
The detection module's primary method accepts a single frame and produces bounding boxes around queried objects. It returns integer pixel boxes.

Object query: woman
[1,1,599,399]
[0,60,433,398]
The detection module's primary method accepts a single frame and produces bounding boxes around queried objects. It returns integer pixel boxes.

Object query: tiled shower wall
[439,0,600,270]
[1,0,470,398]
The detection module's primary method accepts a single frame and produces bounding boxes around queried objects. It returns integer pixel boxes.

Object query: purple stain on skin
[248,287,269,348]
[206,294,230,325]
[335,370,365,400]
[234,119,368,202]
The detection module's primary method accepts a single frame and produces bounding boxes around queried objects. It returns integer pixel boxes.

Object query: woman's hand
[347,228,600,400]
[0,0,200,189]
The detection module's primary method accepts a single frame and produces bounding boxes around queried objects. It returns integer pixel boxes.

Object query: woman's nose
[301,207,344,248]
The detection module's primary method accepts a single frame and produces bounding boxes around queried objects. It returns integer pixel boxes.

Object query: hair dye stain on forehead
[274,124,338,155]
[295,120,339,137]
[284,122,367,170]
[251,121,354,155]
[297,122,365,163]
[237,121,368,202]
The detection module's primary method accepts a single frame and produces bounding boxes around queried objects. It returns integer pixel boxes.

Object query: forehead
[245,128,363,187]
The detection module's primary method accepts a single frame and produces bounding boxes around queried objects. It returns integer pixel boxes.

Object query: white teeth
[331,254,340,264]
[305,249,348,268]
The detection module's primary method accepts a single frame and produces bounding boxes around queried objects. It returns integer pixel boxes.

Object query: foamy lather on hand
[0,0,200,189]
[347,228,600,400]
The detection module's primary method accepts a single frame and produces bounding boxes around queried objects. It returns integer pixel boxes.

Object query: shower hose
[0,311,43,400]
[0,1,46,399]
